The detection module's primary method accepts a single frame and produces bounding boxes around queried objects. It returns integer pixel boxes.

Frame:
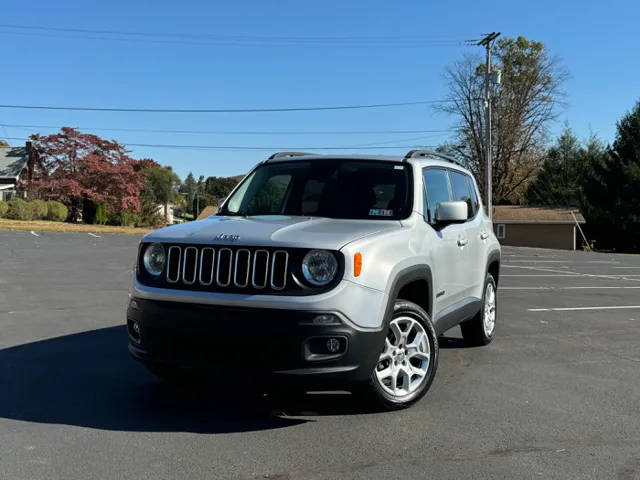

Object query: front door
[422,167,467,313]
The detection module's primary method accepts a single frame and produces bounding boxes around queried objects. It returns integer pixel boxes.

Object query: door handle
[480,232,489,240]
[457,238,468,247]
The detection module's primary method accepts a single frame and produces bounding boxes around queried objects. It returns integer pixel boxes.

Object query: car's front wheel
[362,300,439,410]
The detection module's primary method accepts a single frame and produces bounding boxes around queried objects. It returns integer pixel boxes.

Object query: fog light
[128,319,142,344]
[326,338,341,353]
[313,314,341,325]
[129,299,139,310]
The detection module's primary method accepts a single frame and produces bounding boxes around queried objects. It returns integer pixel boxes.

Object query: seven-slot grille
[164,245,289,291]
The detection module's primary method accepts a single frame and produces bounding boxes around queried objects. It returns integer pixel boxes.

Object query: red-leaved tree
[27,128,149,219]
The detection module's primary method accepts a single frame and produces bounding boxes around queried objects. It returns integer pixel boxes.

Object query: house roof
[0,146,29,181]
[493,205,585,224]
[196,205,218,220]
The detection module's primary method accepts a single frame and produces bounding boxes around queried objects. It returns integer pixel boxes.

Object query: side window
[466,175,480,215]
[449,170,473,219]
[422,168,452,223]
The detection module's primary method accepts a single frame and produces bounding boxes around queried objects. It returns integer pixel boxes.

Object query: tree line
[8,127,240,227]
[441,35,640,252]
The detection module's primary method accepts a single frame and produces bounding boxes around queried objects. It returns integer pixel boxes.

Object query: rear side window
[466,175,480,215]
[423,168,452,223]
[449,170,474,219]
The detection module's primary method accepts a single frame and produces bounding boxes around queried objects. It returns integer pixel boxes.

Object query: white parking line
[505,260,567,263]
[501,274,640,277]
[506,260,619,264]
[30,231,40,237]
[502,286,640,290]
[88,232,102,238]
[503,265,640,282]
[615,267,640,269]
[529,305,640,312]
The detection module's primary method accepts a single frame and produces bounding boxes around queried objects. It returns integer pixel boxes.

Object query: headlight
[302,250,338,286]
[143,243,165,276]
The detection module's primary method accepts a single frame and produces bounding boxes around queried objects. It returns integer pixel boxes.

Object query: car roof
[265,153,404,163]
[263,152,473,175]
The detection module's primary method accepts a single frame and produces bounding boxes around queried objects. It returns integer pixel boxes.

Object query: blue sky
[2,0,638,179]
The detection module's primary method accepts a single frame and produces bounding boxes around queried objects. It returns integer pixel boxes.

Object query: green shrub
[95,202,108,225]
[106,210,140,227]
[46,201,68,222]
[139,193,165,227]
[0,200,8,217]
[30,200,48,219]
[25,202,39,220]
[120,211,140,227]
[6,198,29,220]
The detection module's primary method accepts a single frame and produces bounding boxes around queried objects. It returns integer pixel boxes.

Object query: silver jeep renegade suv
[128,150,501,410]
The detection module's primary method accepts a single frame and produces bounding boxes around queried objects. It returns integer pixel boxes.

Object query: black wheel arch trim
[485,249,501,284]
[384,264,434,327]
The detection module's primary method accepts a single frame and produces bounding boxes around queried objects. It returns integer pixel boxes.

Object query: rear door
[422,168,467,312]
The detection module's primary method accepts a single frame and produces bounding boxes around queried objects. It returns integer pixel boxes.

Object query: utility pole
[476,32,500,219]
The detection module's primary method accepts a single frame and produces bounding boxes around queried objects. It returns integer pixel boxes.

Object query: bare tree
[438,36,568,204]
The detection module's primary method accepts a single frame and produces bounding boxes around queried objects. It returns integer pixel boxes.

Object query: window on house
[497,224,506,239]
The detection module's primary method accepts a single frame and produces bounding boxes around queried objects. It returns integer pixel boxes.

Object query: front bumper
[127,298,385,387]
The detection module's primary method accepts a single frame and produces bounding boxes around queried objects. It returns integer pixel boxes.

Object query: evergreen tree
[179,172,197,214]
[525,126,599,210]
[583,100,640,252]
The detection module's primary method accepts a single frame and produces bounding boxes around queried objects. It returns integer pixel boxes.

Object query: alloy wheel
[483,282,496,337]
[374,316,430,398]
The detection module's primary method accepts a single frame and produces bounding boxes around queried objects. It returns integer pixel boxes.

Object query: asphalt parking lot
[1,230,639,480]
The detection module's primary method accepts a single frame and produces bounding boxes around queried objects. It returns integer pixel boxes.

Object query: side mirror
[434,201,468,225]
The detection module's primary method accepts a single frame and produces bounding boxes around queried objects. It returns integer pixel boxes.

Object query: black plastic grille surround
[137,243,344,296]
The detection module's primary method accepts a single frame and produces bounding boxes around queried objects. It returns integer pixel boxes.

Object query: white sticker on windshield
[394,165,404,170]
[369,208,394,217]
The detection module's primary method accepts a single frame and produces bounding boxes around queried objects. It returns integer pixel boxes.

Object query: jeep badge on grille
[214,234,240,242]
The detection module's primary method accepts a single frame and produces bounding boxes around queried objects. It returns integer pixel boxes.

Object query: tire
[461,273,497,346]
[361,300,439,411]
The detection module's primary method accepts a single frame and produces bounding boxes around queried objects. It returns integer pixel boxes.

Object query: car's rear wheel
[362,300,438,410]
[461,273,497,345]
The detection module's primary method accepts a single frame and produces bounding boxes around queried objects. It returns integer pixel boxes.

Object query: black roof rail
[267,151,315,161]
[403,149,466,169]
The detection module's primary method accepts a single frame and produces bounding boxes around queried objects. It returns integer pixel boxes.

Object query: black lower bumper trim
[127,298,385,385]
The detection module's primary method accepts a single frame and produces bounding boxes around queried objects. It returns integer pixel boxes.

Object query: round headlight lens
[143,243,166,276]
[302,250,338,286]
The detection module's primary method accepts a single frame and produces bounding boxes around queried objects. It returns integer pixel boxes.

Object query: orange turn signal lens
[354,253,362,277]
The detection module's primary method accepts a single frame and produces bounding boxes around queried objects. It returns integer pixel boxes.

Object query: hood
[144,215,403,250]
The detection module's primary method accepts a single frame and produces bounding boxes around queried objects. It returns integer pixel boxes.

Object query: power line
[0,24,478,47]
[0,99,451,114]
[1,31,471,48]
[0,123,453,136]
[2,136,437,152]
[0,24,475,40]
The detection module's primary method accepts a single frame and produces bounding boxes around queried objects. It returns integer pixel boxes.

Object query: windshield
[222,159,413,220]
